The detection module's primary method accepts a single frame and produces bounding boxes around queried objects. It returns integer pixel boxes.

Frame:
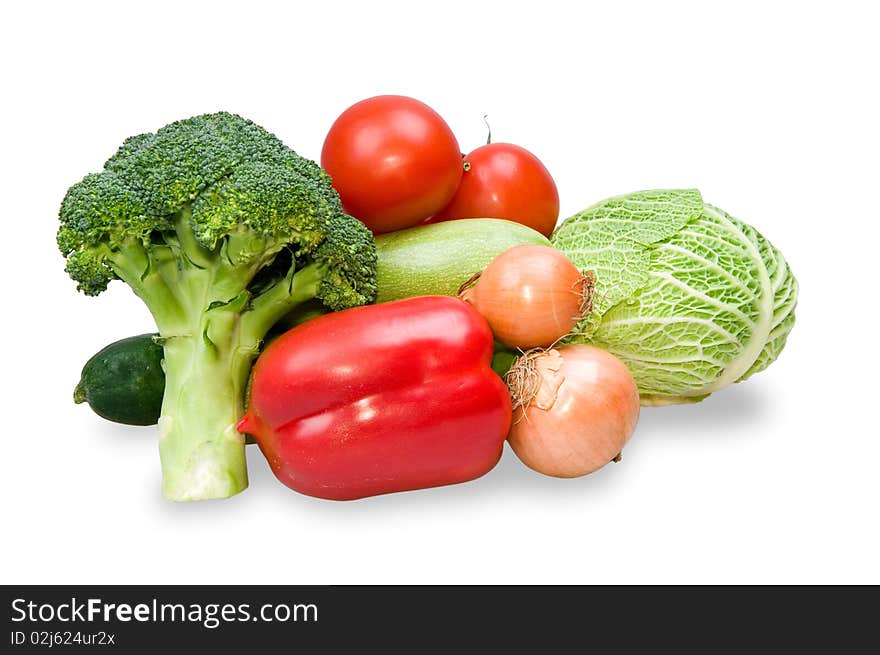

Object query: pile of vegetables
[62,96,798,502]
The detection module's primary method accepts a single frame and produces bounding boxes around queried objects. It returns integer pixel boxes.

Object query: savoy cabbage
[552,189,798,405]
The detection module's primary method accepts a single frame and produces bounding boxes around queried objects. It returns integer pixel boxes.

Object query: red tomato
[321,95,463,234]
[430,143,560,237]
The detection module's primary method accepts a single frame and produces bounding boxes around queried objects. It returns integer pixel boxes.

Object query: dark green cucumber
[74,334,165,426]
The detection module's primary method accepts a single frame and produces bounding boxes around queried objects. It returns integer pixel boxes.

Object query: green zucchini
[74,334,165,426]
[374,218,550,302]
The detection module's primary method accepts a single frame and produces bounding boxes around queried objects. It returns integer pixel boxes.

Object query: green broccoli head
[57,171,158,295]
[58,112,377,501]
[58,111,376,313]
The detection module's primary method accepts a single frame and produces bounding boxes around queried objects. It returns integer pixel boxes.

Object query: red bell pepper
[236,296,512,500]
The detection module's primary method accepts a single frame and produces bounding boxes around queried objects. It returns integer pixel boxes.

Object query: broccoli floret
[58,112,377,501]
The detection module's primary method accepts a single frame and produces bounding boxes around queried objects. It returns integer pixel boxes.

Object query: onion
[506,345,640,478]
[460,244,594,350]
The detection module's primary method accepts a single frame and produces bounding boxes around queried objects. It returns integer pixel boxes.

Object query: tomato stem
[483,114,492,145]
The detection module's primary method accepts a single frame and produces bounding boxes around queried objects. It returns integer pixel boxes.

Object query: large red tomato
[321,95,463,234]
[430,143,560,237]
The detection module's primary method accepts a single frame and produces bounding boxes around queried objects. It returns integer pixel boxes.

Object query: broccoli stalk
[58,113,377,501]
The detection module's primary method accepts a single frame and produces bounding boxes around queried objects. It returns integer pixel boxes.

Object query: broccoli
[58,112,377,501]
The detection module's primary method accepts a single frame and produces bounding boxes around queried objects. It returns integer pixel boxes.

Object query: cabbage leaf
[552,189,798,405]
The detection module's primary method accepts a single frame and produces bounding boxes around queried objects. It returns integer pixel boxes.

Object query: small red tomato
[321,95,463,234]
[430,143,560,238]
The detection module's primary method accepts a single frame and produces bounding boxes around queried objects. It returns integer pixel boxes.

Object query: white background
[1,0,877,584]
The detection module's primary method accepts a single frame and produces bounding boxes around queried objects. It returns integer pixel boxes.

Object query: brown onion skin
[463,244,585,350]
[508,345,640,478]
